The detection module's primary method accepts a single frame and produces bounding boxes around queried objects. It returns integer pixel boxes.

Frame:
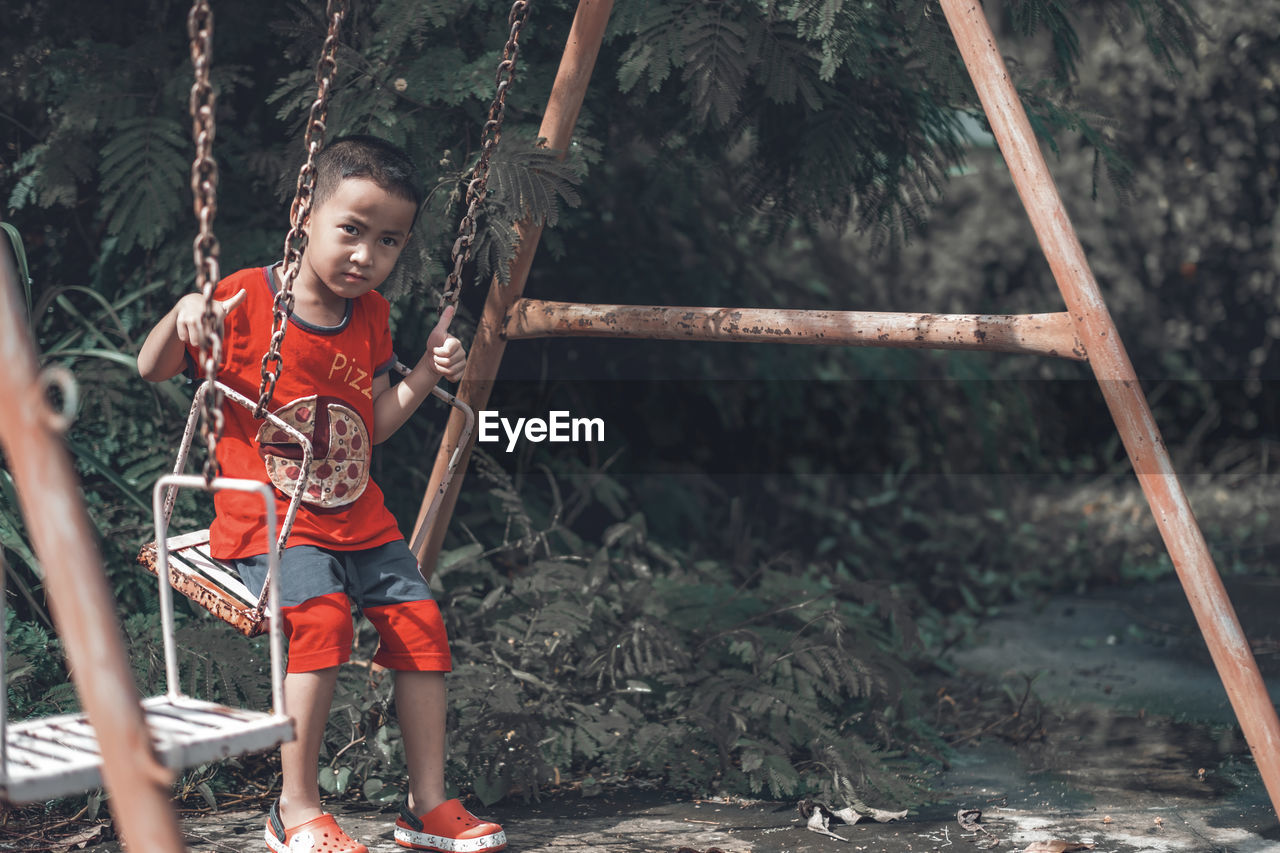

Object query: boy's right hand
[175,289,246,347]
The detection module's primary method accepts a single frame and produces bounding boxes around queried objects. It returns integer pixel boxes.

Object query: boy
[138,136,505,853]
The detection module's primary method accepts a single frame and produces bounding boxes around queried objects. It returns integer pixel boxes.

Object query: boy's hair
[311,135,423,221]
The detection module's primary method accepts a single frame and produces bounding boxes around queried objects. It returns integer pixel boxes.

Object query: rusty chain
[255,0,348,418]
[188,0,224,483]
[441,0,533,311]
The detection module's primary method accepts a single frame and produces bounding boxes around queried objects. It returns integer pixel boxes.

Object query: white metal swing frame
[0,456,295,804]
[138,380,311,637]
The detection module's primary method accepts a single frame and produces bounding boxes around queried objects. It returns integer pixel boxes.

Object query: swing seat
[1,695,292,804]
[137,530,266,638]
[1,472,301,806]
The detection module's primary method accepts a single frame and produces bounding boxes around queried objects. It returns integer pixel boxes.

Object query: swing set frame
[406,0,1280,823]
[0,2,1276,851]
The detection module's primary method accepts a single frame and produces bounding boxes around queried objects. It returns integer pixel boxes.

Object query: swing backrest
[138,380,313,637]
[161,380,313,555]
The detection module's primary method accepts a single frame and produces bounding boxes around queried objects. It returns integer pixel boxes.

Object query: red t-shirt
[185,266,403,559]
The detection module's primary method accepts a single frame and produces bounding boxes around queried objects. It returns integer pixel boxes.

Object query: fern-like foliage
[470,212,517,286]
[371,0,466,54]
[3,610,71,720]
[98,117,188,253]
[487,144,583,229]
[607,0,1199,243]
[1009,0,1083,83]
[454,141,585,286]
[123,613,272,710]
[682,8,750,126]
[617,2,691,94]
[784,0,847,42]
[435,465,933,808]
[472,447,541,554]
[749,20,823,110]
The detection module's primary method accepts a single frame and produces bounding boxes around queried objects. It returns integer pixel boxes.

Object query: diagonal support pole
[938,0,1280,815]
[411,0,614,572]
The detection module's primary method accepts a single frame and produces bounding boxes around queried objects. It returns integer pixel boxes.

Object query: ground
[69,570,1280,853]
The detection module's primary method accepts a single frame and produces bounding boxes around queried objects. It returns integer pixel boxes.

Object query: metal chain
[255,0,348,418]
[440,0,533,311]
[188,0,224,483]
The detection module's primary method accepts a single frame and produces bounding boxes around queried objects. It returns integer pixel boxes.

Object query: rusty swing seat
[138,529,262,636]
[137,368,475,637]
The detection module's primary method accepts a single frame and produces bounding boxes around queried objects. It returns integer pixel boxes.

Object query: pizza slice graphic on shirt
[257,395,371,509]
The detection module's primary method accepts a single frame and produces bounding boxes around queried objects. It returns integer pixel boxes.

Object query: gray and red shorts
[234,540,451,674]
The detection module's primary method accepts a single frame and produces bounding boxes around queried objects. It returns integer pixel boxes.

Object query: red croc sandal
[265,802,369,853]
[394,799,507,852]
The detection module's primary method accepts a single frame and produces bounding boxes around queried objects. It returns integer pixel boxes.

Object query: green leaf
[438,542,485,573]
[362,777,386,801]
[471,772,509,807]
[681,9,749,126]
[97,117,188,253]
[63,438,153,512]
[318,766,339,794]
[196,781,218,811]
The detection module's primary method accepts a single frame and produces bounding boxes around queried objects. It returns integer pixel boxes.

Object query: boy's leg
[280,665,341,827]
[347,541,453,808]
[234,547,357,833]
[352,543,503,850]
[394,670,447,815]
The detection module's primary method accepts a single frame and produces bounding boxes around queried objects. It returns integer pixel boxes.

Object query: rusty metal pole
[411,0,614,572]
[0,245,187,847]
[503,299,1087,360]
[939,0,1280,814]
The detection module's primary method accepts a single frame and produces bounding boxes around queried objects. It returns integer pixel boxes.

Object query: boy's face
[301,177,418,300]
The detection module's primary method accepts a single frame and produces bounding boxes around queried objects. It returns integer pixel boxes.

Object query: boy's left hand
[427,305,466,382]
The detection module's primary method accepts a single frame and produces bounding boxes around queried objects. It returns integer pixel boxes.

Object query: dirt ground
[62,569,1277,853]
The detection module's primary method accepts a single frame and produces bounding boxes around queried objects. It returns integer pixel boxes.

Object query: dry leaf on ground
[798,799,849,840]
[958,808,985,832]
[804,806,850,842]
[56,824,105,851]
[798,797,908,841]
[1022,842,1096,852]
[830,805,909,825]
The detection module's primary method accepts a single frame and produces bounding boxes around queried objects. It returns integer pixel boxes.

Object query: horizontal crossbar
[502,299,1087,360]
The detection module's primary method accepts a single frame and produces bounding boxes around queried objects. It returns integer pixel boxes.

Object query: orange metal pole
[0,243,187,847]
[411,0,614,572]
[939,0,1280,814]
[504,299,1086,360]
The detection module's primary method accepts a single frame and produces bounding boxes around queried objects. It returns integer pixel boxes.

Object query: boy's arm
[372,306,465,444]
[138,290,245,382]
